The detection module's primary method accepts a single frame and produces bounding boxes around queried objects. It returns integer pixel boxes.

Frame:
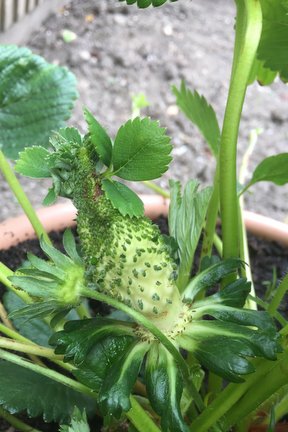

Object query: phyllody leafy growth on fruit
[15,112,281,431]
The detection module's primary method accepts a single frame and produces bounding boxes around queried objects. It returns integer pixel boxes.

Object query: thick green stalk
[222,350,288,429]
[189,358,274,431]
[0,406,42,432]
[128,397,161,432]
[0,150,51,245]
[219,0,262,259]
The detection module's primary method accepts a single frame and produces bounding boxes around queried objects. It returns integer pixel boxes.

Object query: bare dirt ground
[1,0,288,222]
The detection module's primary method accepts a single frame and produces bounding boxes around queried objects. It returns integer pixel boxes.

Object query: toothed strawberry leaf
[84,108,112,166]
[112,117,172,181]
[102,179,144,217]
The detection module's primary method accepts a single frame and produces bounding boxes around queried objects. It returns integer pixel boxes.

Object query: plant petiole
[0,150,51,245]
[0,405,42,432]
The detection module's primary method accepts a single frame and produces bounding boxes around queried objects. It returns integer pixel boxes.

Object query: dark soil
[0,220,288,431]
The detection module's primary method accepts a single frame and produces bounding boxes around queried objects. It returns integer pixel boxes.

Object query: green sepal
[182,258,243,302]
[98,341,149,418]
[15,146,51,178]
[72,334,134,392]
[145,343,188,432]
[0,361,95,423]
[101,179,144,218]
[118,0,177,8]
[172,81,220,156]
[84,108,112,167]
[179,319,280,382]
[112,117,172,181]
[50,318,135,366]
[192,278,251,309]
[63,229,83,265]
[169,179,212,291]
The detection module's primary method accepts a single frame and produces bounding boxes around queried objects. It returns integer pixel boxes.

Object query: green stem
[268,273,288,317]
[81,287,205,412]
[222,350,288,429]
[189,357,275,432]
[128,397,161,432]
[0,150,51,245]
[200,165,220,261]
[0,406,42,432]
[0,336,63,360]
[0,262,32,303]
[272,390,288,424]
[219,0,262,260]
[142,181,170,198]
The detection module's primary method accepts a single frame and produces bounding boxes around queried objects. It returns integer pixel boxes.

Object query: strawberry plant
[0,1,288,431]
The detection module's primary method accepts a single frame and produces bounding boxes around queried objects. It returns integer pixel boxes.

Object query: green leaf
[182,258,243,302]
[43,187,57,206]
[145,343,188,432]
[0,45,77,159]
[118,0,177,7]
[101,179,144,217]
[257,0,288,81]
[169,179,212,291]
[3,291,52,346]
[84,108,112,166]
[173,81,220,156]
[112,117,172,181]
[98,341,149,418]
[59,408,90,432]
[0,361,95,423]
[245,154,288,191]
[15,146,51,178]
[63,229,83,265]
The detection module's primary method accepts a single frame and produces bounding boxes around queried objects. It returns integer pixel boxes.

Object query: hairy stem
[219,0,262,259]
[0,406,42,432]
[0,150,51,244]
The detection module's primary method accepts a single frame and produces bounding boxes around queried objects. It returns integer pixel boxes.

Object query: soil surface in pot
[0,218,287,431]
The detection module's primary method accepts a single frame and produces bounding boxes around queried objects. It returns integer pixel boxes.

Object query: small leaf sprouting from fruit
[15,146,51,178]
[101,179,144,217]
[112,117,172,181]
[84,108,112,167]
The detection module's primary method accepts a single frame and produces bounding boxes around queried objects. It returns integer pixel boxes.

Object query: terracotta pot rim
[0,194,288,250]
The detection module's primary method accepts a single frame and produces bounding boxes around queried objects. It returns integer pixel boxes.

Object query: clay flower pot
[1,194,288,250]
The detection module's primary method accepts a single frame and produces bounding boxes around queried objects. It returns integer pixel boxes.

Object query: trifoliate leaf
[0,45,77,159]
[112,117,172,181]
[3,291,52,346]
[245,154,288,191]
[173,81,220,156]
[0,361,95,423]
[102,179,144,217]
[257,0,288,81]
[182,258,244,302]
[118,0,177,7]
[84,108,112,166]
[98,341,149,418]
[15,146,51,178]
[169,179,212,291]
[145,343,188,432]
[60,408,90,432]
